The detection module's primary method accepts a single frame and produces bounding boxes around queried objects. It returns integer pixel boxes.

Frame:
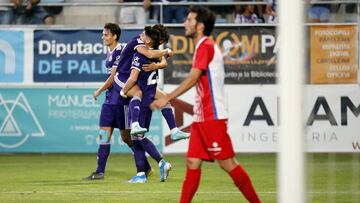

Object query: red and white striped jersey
[192,37,228,122]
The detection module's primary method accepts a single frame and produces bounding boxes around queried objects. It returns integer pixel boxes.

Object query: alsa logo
[0,92,44,148]
[0,31,24,82]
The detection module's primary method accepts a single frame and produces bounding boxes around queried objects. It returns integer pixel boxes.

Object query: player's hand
[150,98,168,110]
[93,90,101,101]
[166,48,173,58]
[120,90,128,98]
[143,62,157,72]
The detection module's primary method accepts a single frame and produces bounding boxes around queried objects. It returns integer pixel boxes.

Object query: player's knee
[186,158,201,169]
[99,129,110,144]
[218,158,237,172]
[121,130,133,146]
[134,90,142,99]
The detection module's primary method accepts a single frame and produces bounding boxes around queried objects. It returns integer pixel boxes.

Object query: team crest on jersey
[114,55,120,66]
[132,56,140,67]
[108,55,112,62]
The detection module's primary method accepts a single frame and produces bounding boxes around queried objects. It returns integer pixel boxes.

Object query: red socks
[179,165,260,203]
[179,168,201,203]
[229,165,261,203]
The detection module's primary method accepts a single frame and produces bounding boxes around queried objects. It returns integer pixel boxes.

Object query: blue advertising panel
[0,31,24,83]
[0,88,162,153]
[33,29,142,82]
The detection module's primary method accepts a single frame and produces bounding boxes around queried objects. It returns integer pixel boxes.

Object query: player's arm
[136,46,172,59]
[93,67,116,100]
[120,69,140,98]
[151,68,202,109]
[143,56,168,72]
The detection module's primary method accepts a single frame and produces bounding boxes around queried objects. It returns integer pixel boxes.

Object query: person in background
[117,0,150,25]
[1,0,56,24]
[266,0,277,24]
[162,0,188,23]
[235,4,258,24]
[308,0,331,23]
[41,0,63,24]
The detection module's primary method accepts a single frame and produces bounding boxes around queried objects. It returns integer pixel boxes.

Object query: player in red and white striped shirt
[152,7,261,203]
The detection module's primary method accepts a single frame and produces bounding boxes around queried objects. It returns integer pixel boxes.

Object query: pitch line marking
[1,191,359,195]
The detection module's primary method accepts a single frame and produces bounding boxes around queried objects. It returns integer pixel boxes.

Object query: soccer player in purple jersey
[120,24,190,141]
[83,23,151,180]
[121,26,171,183]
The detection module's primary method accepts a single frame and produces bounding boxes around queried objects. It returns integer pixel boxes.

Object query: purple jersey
[105,44,122,75]
[130,52,159,106]
[103,44,126,105]
[115,36,145,83]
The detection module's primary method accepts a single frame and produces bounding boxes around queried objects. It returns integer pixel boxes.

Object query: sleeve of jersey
[131,53,144,72]
[192,43,214,71]
[134,38,146,51]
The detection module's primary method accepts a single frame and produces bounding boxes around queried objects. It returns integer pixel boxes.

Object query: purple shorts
[99,104,129,130]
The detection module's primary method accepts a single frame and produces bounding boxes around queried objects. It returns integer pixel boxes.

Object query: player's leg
[217,158,261,203]
[123,101,153,177]
[83,126,112,180]
[138,105,171,182]
[155,88,189,141]
[84,104,115,180]
[138,136,171,181]
[208,120,260,203]
[179,122,206,203]
[120,129,134,151]
[126,85,147,135]
[121,129,153,177]
[179,157,203,203]
[128,137,148,183]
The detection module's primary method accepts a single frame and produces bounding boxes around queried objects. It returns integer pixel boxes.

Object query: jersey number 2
[147,71,157,85]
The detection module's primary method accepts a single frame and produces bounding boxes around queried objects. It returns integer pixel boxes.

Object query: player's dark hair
[152,24,170,44]
[104,23,121,41]
[189,7,215,36]
[144,26,161,49]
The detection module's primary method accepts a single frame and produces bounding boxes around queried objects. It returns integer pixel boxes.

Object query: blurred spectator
[148,0,160,23]
[0,0,57,25]
[344,3,357,22]
[42,0,63,24]
[163,0,188,23]
[235,0,264,23]
[255,0,264,23]
[0,0,12,24]
[235,4,258,24]
[308,0,331,23]
[207,0,234,24]
[265,0,277,23]
[117,0,150,24]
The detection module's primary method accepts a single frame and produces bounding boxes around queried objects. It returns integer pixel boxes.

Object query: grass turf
[0,153,358,202]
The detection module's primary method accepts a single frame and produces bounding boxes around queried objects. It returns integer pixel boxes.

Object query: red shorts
[187,119,235,162]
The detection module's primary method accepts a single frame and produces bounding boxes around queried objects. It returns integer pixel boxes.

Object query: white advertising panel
[163,85,360,153]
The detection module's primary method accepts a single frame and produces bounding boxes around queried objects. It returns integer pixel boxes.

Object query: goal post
[278,0,305,202]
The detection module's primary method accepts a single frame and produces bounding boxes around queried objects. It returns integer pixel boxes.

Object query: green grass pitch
[0,153,358,202]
